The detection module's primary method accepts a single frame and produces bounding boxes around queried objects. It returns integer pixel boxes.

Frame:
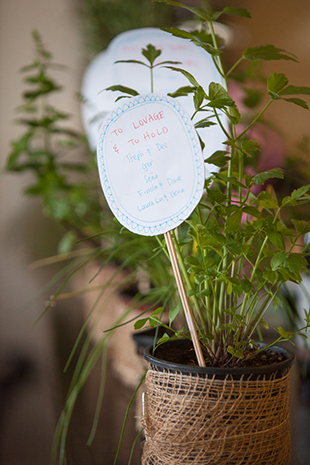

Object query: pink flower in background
[228,80,249,115]
[248,123,285,172]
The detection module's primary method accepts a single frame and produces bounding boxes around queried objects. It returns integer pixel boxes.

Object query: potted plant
[97,1,310,464]
[6,1,310,463]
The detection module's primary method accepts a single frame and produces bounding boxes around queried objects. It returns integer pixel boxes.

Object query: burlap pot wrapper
[142,366,292,465]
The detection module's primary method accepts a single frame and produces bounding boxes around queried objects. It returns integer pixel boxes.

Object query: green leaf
[193,86,205,110]
[226,240,242,255]
[234,314,245,324]
[242,206,261,218]
[208,82,235,108]
[7,132,33,169]
[241,139,260,157]
[165,66,200,87]
[151,307,164,317]
[187,289,197,297]
[279,85,310,96]
[264,269,278,284]
[149,316,161,327]
[282,97,309,109]
[166,27,221,56]
[266,225,285,250]
[58,231,77,254]
[267,73,288,94]
[198,289,211,297]
[277,326,294,340]
[191,40,221,57]
[291,185,310,200]
[105,85,139,96]
[207,99,235,109]
[230,106,241,125]
[271,252,288,270]
[281,196,293,207]
[205,150,229,167]
[134,318,149,330]
[195,118,216,129]
[254,168,284,185]
[168,85,195,98]
[155,60,182,67]
[227,280,233,294]
[114,96,133,102]
[157,1,213,22]
[225,210,242,234]
[197,133,205,152]
[214,173,247,189]
[184,255,202,268]
[291,219,310,235]
[163,27,196,41]
[287,253,307,274]
[142,44,161,65]
[115,59,148,67]
[243,45,298,62]
[304,309,310,326]
[206,187,227,205]
[272,295,282,311]
[169,305,181,325]
[277,225,296,237]
[227,346,245,359]
[157,333,171,345]
[221,7,251,19]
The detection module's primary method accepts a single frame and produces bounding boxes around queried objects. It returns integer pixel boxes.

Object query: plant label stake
[164,231,206,367]
[97,93,206,367]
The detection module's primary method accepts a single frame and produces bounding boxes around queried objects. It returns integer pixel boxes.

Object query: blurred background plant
[80,0,176,58]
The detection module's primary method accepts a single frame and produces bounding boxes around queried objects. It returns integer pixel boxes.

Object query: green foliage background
[80,0,176,59]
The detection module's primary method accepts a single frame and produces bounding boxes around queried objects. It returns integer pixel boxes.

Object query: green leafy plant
[113,0,310,366]
[6,30,103,252]
[80,0,176,58]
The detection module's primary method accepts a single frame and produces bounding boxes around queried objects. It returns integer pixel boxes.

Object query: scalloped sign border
[97,93,205,236]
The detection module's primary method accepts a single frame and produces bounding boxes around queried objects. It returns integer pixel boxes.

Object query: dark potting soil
[154,339,288,368]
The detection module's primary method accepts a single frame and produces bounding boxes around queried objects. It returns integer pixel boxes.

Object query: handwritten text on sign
[97,94,205,236]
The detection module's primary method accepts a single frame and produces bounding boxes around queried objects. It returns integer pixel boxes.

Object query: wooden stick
[164,231,206,368]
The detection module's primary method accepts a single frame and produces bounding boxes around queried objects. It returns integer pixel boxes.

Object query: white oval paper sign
[97,93,205,236]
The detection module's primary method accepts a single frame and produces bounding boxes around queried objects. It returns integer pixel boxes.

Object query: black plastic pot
[144,338,295,380]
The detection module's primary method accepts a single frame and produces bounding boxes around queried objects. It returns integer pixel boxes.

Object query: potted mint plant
[97,2,310,464]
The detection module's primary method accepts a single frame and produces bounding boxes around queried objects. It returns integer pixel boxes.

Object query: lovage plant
[114,0,310,366]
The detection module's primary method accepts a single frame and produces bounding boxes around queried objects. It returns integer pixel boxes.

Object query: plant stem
[237,99,273,139]
[150,64,154,92]
[243,283,281,341]
[213,107,231,140]
[208,20,226,81]
[226,56,244,78]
